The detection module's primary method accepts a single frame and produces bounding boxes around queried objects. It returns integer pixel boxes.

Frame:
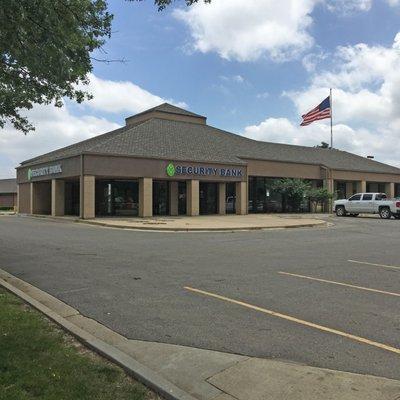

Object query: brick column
[218,183,226,215]
[51,179,65,216]
[386,182,395,198]
[235,181,247,215]
[345,182,354,198]
[187,180,199,216]
[16,184,20,213]
[324,178,334,193]
[356,180,366,193]
[139,178,153,217]
[29,182,34,214]
[323,178,334,212]
[169,181,179,216]
[80,175,95,219]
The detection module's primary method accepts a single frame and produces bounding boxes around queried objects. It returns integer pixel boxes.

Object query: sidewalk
[79,214,328,231]
[1,268,399,400]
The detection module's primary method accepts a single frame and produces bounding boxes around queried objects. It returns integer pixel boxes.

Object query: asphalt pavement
[0,215,399,380]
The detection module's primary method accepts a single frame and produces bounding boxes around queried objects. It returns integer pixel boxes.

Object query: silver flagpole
[330,88,333,149]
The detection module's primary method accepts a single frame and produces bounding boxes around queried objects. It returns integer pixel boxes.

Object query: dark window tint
[349,194,361,201]
[362,194,373,201]
[376,193,387,201]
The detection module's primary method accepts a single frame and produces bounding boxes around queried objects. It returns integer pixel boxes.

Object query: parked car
[334,193,400,219]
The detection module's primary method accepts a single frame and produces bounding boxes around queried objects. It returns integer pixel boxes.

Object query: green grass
[0,288,157,400]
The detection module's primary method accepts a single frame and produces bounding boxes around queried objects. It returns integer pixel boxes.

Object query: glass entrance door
[153,181,169,216]
[178,182,187,215]
[65,181,80,216]
[200,182,218,215]
[226,182,236,214]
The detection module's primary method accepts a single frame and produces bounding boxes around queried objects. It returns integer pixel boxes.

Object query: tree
[1,0,210,134]
[307,187,333,213]
[316,141,330,148]
[136,0,210,11]
[0,0,113,134]
[271,179,311,212]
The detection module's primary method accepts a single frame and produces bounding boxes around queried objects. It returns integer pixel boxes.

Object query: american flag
[300,96,331,126]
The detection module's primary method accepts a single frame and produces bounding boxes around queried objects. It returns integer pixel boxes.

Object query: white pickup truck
[334,193,400,219]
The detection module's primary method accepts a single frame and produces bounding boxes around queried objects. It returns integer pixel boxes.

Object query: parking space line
[348,259,400,270]
[184,286,400,355]
[278,271,400,297]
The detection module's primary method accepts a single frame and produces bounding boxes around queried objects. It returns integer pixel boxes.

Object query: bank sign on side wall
[166,163,244,178]
[27,164,62,180]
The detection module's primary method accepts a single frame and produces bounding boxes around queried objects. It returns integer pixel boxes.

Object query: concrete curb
[77,219,328,232]
[16,213,328,232]
[0,271,197,400]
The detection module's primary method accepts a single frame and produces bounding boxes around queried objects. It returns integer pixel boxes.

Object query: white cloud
[174,0,318,62]
[244,33,400,168]
[326,0,373,14]
[219,74,245,83]
[0,104,120,178]
[302,51,328,72]
[233,75,244,83]
[243,118,390,161]
[0,74,187,178]
[174,1,400,63]
[256,92,270,99]
[80,73,187,114]
[386,0,400,6]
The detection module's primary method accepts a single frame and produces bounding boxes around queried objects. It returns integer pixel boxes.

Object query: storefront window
[200,182,218,214]
[153,181,169,216]
[178,182,187,215]
[366,182,386,193]
[248,177,283,213]
[95,180,138,217]
[65,181,80,216]
[248,177,322,213]
[335,181,346,200]
[395,183,400,198]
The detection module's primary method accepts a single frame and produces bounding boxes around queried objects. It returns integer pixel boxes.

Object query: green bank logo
[166,163,176,177]
[27,169,32,180]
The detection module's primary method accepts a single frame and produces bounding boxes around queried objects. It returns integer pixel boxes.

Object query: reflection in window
[226,182,236,214]
[248,177,323,213]
[153,181,169,216]
[178,182,187,215]
[362,194,373,201]
[95,180,139,216]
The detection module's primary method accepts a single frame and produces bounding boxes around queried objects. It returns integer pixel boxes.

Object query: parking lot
[0,215,399,381]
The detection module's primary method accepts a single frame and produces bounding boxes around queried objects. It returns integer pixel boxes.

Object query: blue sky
[2,0,400,177]
[89,0,400,130]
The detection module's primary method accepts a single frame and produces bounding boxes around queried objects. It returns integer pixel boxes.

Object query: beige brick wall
[386,182,395,198]
[51,179,65,216]
[139,178,153,217]
[81,175,95,219]
[235,181,247,215]
[218,183,226,215]
[187,180,199,216]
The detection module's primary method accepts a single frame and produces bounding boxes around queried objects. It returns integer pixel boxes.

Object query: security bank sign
[166,163,243,178]
[27,164,62,180]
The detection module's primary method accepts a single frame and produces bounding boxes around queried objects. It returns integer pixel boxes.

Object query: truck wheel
[336,206,346,217]
[379,207,392,219]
